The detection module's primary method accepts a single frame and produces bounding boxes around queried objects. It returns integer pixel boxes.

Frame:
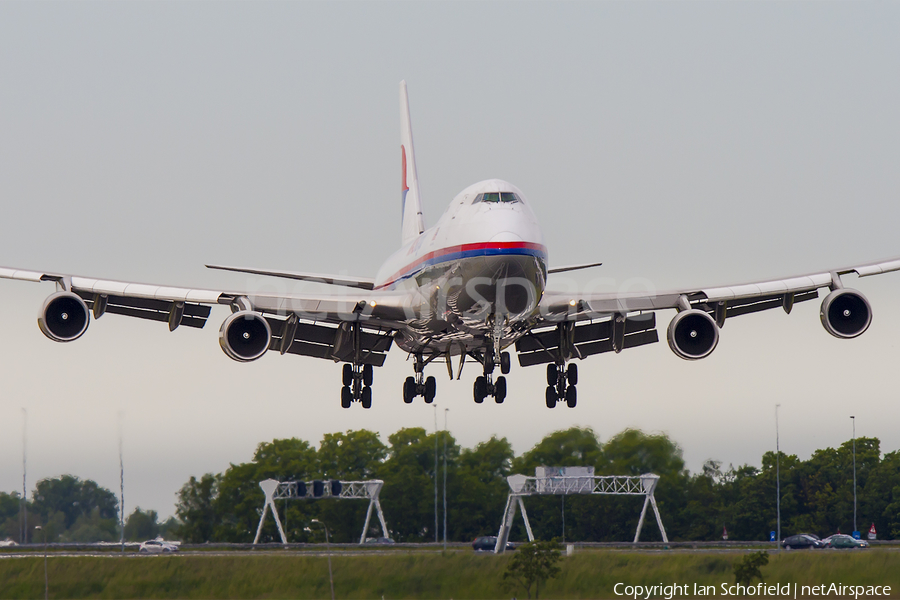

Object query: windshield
[473,192,520,204]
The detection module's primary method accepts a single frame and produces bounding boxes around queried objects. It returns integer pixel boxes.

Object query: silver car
[139,538,179,553]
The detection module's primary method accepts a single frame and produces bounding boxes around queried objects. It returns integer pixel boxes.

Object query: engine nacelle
[667,309,719,360]
[219,310,271,362]
[820,288,872,339]
[38,291,90,342]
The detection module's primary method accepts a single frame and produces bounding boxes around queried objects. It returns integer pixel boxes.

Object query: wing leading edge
[524,255,900,368]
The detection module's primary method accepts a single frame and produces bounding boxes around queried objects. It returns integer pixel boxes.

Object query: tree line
[3,427,899,544]
[0,474,177,543]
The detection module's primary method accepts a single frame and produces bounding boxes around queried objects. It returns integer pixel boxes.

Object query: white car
[0,539,18,547]
[138,538,179,554]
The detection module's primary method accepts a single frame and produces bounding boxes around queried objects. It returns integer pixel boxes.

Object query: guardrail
[2,539,899,553]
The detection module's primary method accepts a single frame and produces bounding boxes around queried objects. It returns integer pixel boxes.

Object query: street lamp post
[851,416,857,535]
[443,407,448,550]
[34,525,47,600]
[433,403,438,544]
[308,519,334,600]
[776,404,781,549]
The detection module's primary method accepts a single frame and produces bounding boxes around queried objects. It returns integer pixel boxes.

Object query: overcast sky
[1,2,899,521]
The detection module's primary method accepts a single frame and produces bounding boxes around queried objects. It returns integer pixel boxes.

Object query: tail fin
[400,80,425,245]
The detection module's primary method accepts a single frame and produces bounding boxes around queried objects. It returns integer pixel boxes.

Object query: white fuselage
[374,179,548,355]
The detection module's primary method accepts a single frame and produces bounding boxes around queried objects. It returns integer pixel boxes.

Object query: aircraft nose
[490,231,523,243]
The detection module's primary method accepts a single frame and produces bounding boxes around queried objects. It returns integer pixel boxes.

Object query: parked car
[139,538,179,553]
[472,536,515,552]
[0,539,18,547]
[823,534,868,549]
[781,534,823,550]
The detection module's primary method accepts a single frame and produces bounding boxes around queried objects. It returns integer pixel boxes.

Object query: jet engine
[820,289,872,339]
[219,310,272,362]
[38,291,90,342]
[667,309,719,360]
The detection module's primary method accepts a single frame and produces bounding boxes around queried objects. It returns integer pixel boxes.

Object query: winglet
[400,81,425,245]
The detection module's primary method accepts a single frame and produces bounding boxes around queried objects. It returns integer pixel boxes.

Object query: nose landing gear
[545,362,577,408]
[473,351,509,404]
[341,363,374,409]
[403,355,437,404]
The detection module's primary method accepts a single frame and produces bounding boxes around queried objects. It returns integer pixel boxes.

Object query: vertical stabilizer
[400,81,425,245]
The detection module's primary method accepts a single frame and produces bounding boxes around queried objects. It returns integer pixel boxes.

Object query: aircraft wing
[0,266,420,366]
[520,256,900,367]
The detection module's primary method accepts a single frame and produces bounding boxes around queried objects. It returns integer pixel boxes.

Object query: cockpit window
[473,192,520,204]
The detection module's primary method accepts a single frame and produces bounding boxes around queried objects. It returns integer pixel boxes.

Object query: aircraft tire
[494,376,507,403]
[361,386,372,409]
[341,386,352,409]
[547,364,558,386]
[342,363,353,386]
[545,386,557,408]
[403,377,416,404]
[567,363,578,386]
[500,352,511,375]
[474,376,487,403]
[363,364,374,387]
[565,385,577,408]
[424,376,437,403]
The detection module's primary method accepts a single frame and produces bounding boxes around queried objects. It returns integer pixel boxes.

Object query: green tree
[124,507,159,541]
[600,429,685,476]
[63,507,118,542]
[0,491,23,542]
[158,516,182,540]
[215,438,319,542]
[733,551,769,584]
[502,539,562,599]
[28,476,118,542]
[452,436,513,541]
[318,430,387,480]
[31,475,118,529]
[378,427,441,542]
[512,427,601,475]
[317,430,389,542]
[175,474,219,543]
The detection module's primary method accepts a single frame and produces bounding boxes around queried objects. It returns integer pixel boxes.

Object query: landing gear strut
[545,362,577,408]
[339,323,374,409]
[341,362,373,409]
[403,355,437,404]
[473,351,509,404]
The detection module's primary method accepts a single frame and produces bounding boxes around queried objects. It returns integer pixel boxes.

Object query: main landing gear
[473,351,510,404]
[545,362,577,408]
[341,363,373,409]
[403,355,437,404]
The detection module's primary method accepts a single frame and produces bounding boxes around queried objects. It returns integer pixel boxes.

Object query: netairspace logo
[613,582,892,599]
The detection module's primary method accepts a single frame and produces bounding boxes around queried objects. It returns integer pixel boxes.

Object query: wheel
[403,377,416,403]
[342,363,353,386]
[341,386,352,408]
[500,352,511,375]
[784,545,791,551]
[545,386,557,408]
[361,386,372,409]
[547,364,558,386]
[567,363,578,386]
[474,376,487,403]
[494,376,507,403]
[424,376,437,403]
[565,385,577,408]
[362,364,374,387]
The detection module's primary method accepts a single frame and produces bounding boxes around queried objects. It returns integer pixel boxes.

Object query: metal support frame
[494,473,668,553]
[253,478,388,545]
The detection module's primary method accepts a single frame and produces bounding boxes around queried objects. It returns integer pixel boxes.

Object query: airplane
[3,81,899,410]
